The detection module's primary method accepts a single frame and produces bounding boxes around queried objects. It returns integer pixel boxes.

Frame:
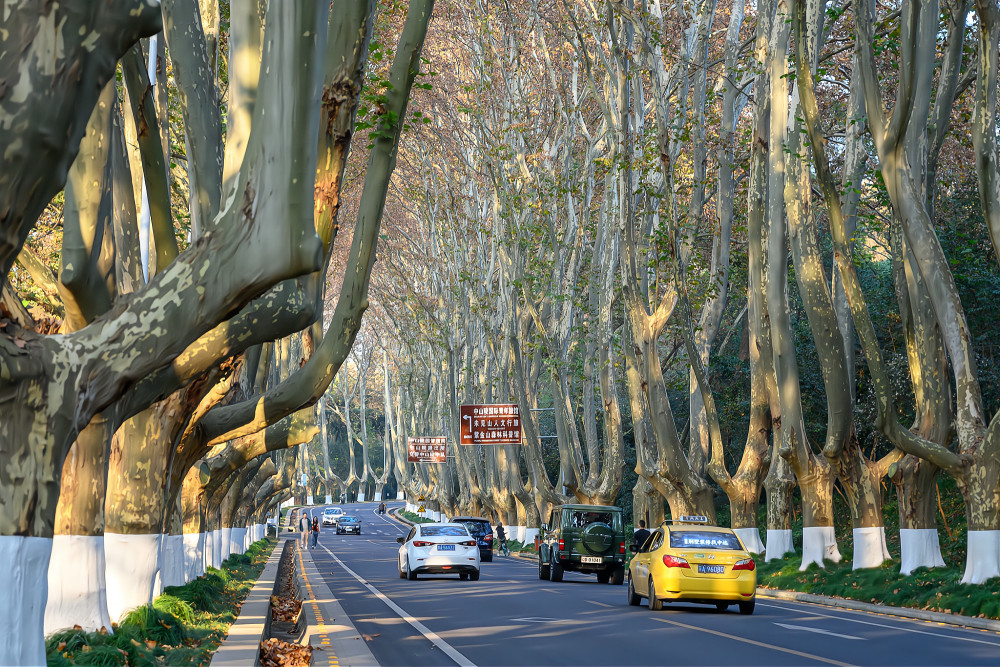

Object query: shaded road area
[300,503,1000,666]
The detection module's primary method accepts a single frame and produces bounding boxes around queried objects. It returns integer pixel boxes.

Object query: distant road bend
[301,503,1000,667]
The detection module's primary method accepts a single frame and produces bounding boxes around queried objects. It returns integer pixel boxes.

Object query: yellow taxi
[626,516,757,614]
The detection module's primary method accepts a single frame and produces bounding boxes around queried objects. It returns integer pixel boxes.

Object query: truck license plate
[581,556,602,564]
[438,544,455,551]
[698,564,725,574]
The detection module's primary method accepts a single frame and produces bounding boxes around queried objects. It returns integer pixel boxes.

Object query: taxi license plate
[581,556,602,564]
[437,544,455,551]
[698,564,725,574]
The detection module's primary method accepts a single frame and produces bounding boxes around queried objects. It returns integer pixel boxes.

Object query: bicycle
[497,537,510,557]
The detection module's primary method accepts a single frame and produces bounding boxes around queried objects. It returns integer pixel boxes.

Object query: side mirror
[396,537,405,544]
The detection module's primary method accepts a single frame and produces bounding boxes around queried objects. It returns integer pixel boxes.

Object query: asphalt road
[300,502,1000,666]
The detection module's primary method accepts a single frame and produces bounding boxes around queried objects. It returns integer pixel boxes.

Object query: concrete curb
[210,538,283,667]
[757,588,1000,633]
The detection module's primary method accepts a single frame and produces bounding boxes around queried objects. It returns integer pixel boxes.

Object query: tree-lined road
[300,504,1000,666]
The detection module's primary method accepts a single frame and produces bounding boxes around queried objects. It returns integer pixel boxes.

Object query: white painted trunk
[374,491,383,502]
[44,535,113,635]
[204,530,215,571]
[211,529,223,569]
[356,492,366,502]
[160,535,185,588]
[325,495,333,504]
[0,536,51,667]
[396,492,405,500]
[220,527,232,563]
[229,528,246,556]
[280,498,293,508]
[899,528,945,575]
[512,525,525,542]
[852,526,891,570]
[105,533,162,622]
[764,529,794,561]
[734,527,765,554]
[254,524,263,542]
[800,526,842,570]
[522,528,539,545]
[183,532,206,582]
[961,530,1000,584]
[307,495,314,505]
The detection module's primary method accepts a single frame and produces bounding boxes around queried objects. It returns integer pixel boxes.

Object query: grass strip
[758,554,1000,620]
[399,510,434,524]
[47,538,275,666]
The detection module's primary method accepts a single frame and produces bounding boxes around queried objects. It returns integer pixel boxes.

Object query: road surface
[298,502,1000,666]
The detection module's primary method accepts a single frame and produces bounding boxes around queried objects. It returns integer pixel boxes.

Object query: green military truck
[538,504,627,585]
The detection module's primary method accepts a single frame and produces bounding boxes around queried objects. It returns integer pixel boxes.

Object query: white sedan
[323,507,344,526]
[397,523,481,580]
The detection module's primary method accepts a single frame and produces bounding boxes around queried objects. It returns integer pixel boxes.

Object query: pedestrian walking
[299,511,310,548]
[632,519,651,551]
[310,517,320,548]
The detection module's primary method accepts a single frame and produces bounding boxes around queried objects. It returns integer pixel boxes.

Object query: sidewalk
[298,541,379,667]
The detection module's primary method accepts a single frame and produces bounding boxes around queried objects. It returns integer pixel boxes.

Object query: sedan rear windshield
[669,531,743,550]
[339,517,358,523]
[456,521,490,536]
[421,526,469,537]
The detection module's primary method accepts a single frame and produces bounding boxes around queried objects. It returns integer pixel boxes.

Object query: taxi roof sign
[662,515,709,525]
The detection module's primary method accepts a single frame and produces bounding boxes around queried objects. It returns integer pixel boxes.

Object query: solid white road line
[318,542,477,667]
[760,602,1000,648]
[773,622,865,640]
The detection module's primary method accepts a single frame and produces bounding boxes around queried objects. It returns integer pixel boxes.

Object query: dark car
[450,516,494,562]
[336,516,361,535]
[538,504,627,584]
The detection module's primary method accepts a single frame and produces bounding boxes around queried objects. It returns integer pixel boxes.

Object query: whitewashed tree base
[374,491,383,502]
[800,526,842,570]
[0,536,51,667]
[203,530,215,573]
[512,526,526,542]
[160,534,185,588]
[962,530,1000,584]
[898,528,945,575]
[44,534,113,635]
[734,527,765,554]
[214,529,224,568]
[184,532,205,583]
[325,495,333,504]
[765,529,795,561]
[307,495,314,505]
[852,526,891,569]
[522,528,539,545]
[105,533,162,623]
[280,498,293,508]
[396,492,405,500]
[220,527,232,563]
[357,492,366,502]
[229,528,246,556]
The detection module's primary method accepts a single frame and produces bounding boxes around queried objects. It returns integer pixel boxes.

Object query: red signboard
[407,436,447,462]
[459,404,522,445]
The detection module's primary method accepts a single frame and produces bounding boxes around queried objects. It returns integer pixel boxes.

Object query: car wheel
[469,569,480,581]
[549,558,564,582]
[738,599,755,615]
[538,555,550,580]
[627,575,641,606]
[597,571,610,584]
[715,602,730,612]
[611,566,624,586]
[460,572,469,581]
[648,578,663,611]
[406,558,417,580]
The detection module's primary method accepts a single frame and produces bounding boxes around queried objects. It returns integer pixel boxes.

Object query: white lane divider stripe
[773,622,865,640]
[759,602,1000,647]
[318,542,476,667]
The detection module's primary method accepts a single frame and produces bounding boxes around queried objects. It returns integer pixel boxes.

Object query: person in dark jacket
[632,520,651,551]
[310,517,320,548]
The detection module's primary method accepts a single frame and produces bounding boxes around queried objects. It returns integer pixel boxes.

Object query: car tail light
[558,539,565,551]
[619,541,626,554]
[461,540,477,546]
[733,558,756,571]
[484,534,493,542]
[413,540,434,547]
[662,554,690,568]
